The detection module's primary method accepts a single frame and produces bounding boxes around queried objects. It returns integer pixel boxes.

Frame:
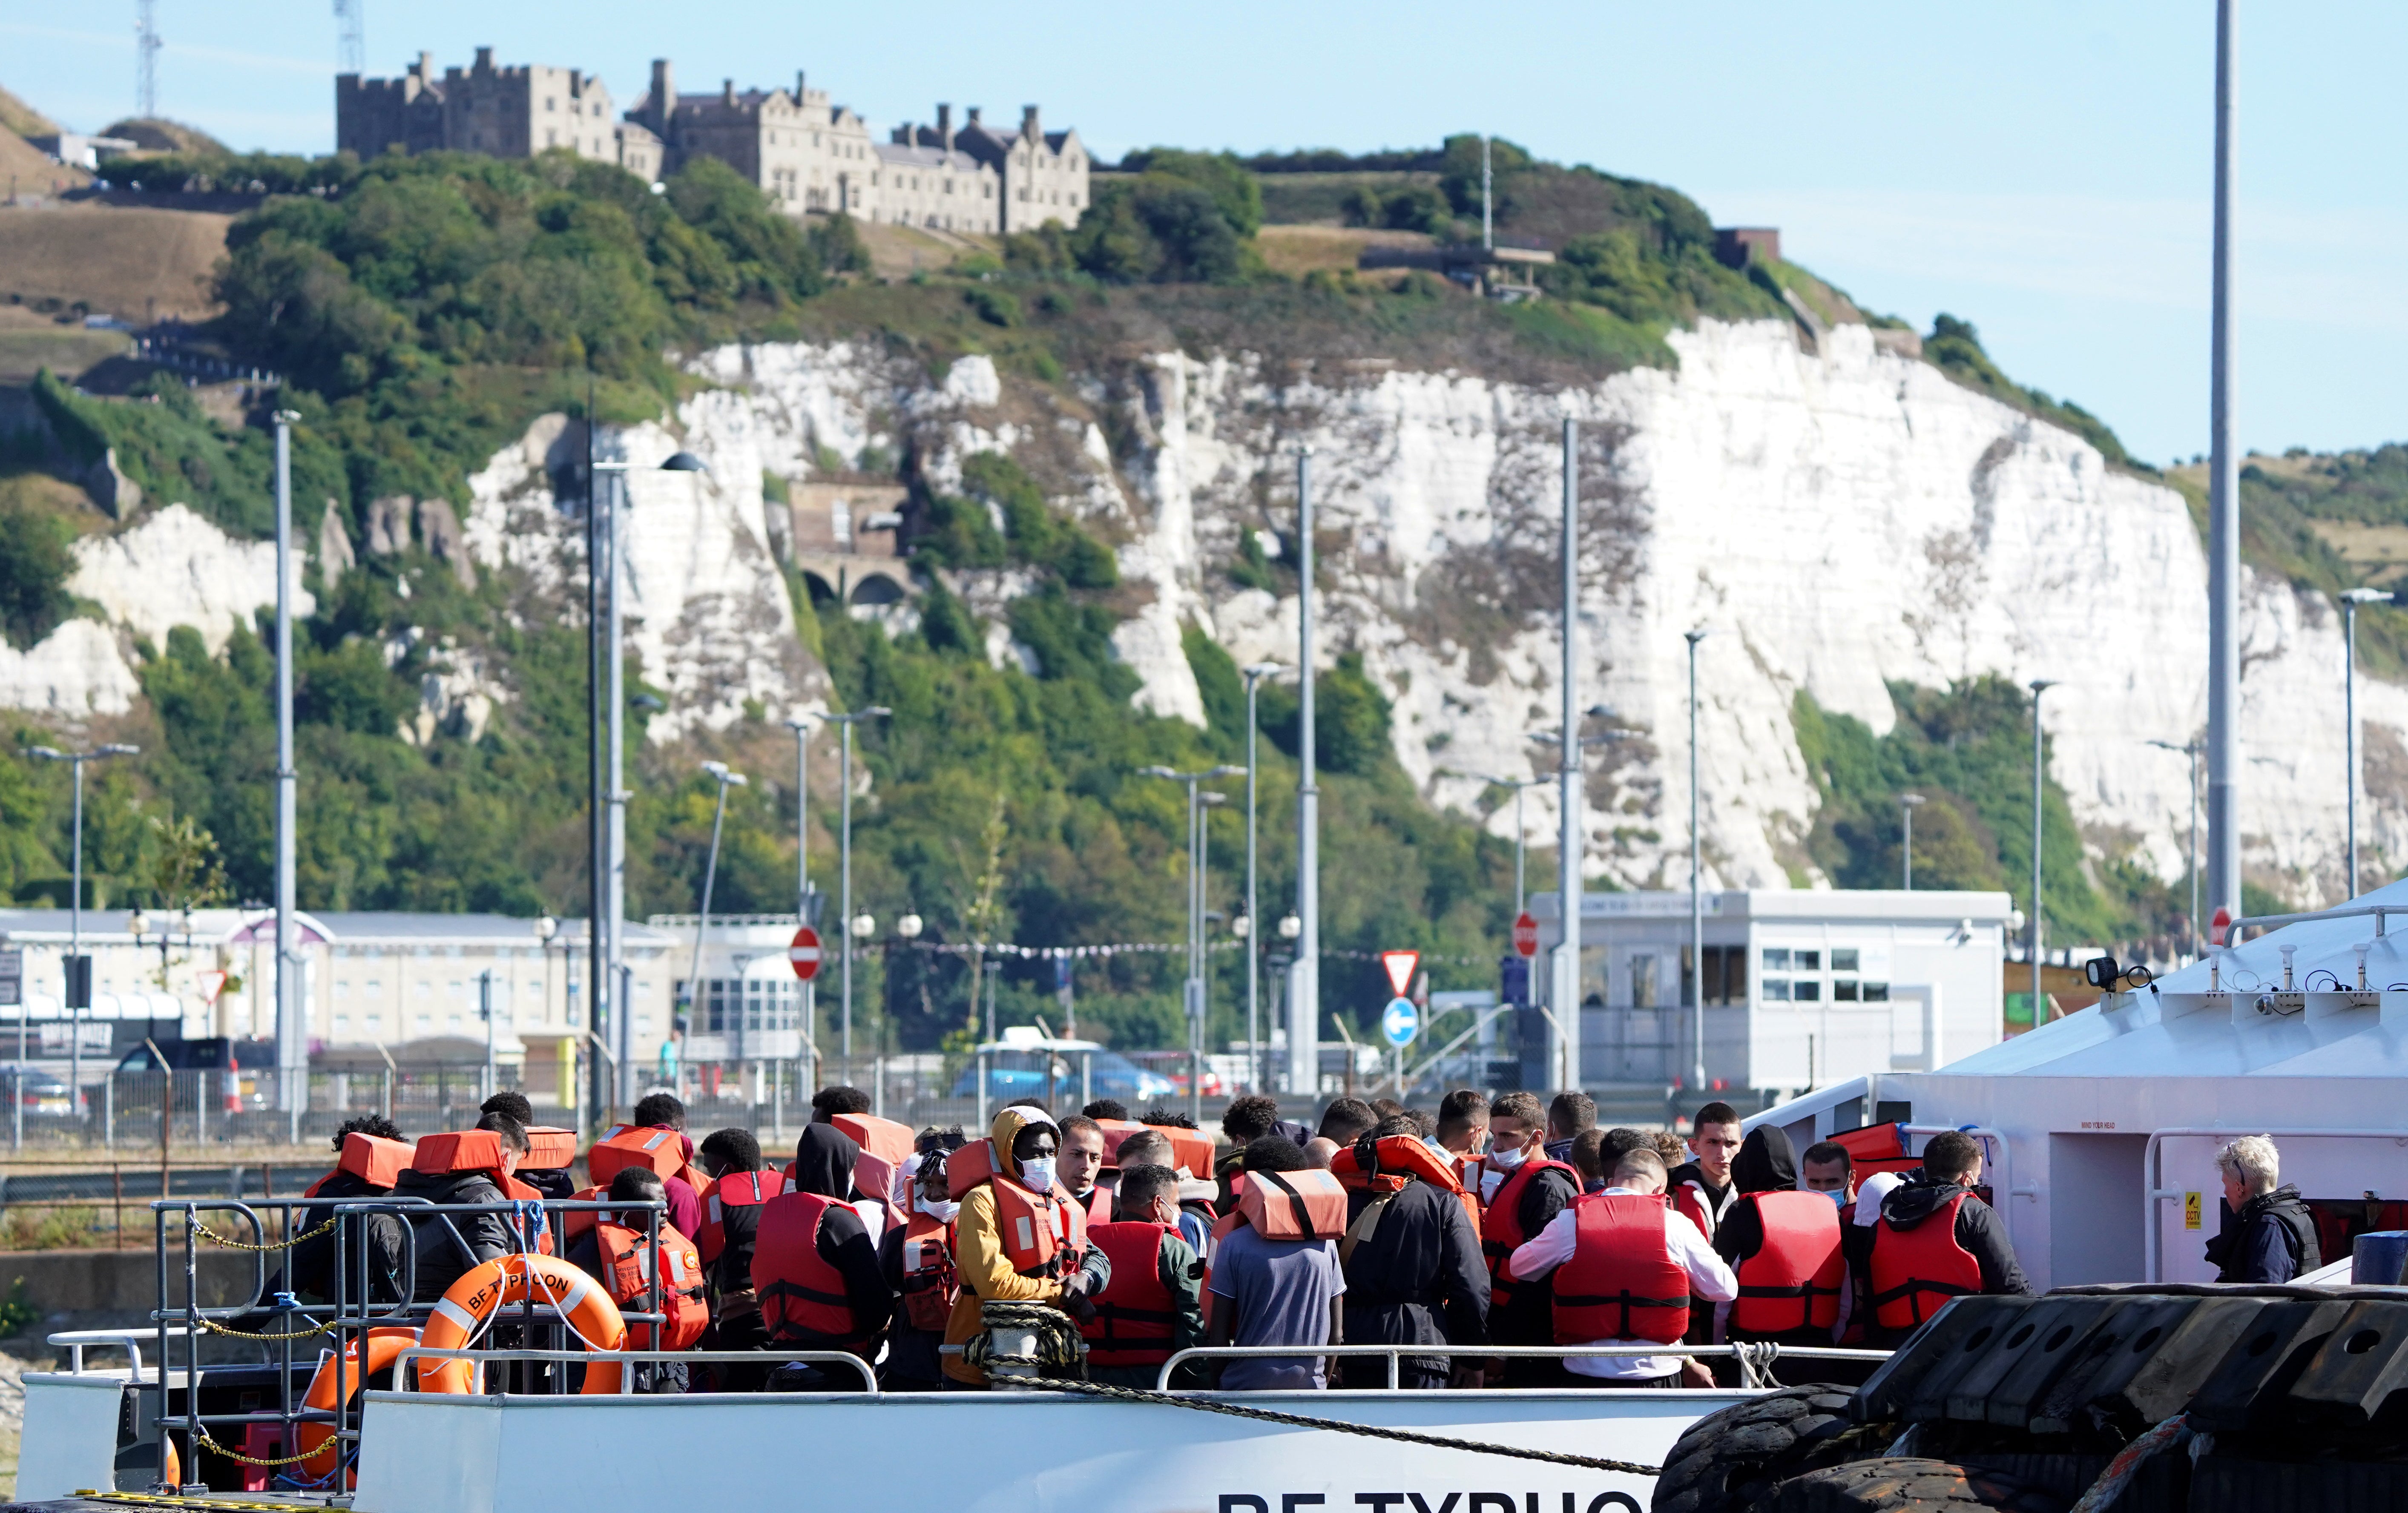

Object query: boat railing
[1154,1342,1893,1392]
[46,1329,149,1377]
[2228,902,2408,943]
[388,1345,881,1394]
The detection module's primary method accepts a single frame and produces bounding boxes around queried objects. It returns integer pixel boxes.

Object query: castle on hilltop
[336,50,1089,236]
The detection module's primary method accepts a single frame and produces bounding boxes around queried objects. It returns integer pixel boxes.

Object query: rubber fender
[2281,1298,2408,1428]
[2030,1295,2263,1438]
[1974,1295,2141,1430]
[1931,1294,2117,1426]
[2186,1297,2354,1434]
[2187,1456,2408,1513]
[1852,1295,2041,1424]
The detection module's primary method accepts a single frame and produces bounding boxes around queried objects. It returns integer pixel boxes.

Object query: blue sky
[7,1,2401,465]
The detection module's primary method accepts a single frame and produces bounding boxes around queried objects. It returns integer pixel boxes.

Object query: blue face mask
[1813,1186,1851,1208]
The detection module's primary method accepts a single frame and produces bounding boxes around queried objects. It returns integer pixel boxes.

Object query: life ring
[419,1252,629,1395]
[296,1326,418,1484]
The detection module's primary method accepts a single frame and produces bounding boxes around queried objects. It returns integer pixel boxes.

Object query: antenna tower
[333,0,364,75]
[135,0,161,120]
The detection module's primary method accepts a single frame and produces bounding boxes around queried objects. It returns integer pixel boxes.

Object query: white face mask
[916,1195,960,1223]
[1489,1143,1530,1171]
[1020,1157,1057,1194]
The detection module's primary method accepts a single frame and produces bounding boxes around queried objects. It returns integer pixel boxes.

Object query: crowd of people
[284,1083,2330,1393]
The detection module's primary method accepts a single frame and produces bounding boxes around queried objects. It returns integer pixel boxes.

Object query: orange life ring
[296,1326,418,1483]
[418,1252,629,1395]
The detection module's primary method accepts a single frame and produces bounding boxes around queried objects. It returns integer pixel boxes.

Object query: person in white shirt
[1508,1146,1736,1387]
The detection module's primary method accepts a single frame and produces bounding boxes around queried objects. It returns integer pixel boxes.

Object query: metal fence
[4,1068,561,1151]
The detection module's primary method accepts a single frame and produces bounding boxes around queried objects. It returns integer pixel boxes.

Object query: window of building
[448,980,464,997]
[1794,979,1822,1002]
[546,97,556,111]
[335,1014,351,1032]
[1763,978,1792,1001]
[1831,948,1861,972]
[1833,979,1859,1001]
[366,980,381,994]
[447,1014,463,1031]
[1862,982,1891,1001]
[1763,947,1790,970]
[1794,949,1821,971]
[415,980,430,996]
[336,980,350,998]
[415,1013,432,1031]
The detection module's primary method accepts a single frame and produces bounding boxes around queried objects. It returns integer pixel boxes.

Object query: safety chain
[196,1314,333,1342]
[74,1495,302,1512]
[190,1213,337,1252]
[192,1425,325,1469]
[987,1372,1662,1477]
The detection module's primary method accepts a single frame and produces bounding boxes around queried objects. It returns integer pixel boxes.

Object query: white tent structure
[1748,876,2408,1292]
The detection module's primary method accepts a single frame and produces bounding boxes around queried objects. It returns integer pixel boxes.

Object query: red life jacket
[1074,1184,1114,1228]
[1143,1124,1215,1180]
[1479,1157,1579,1309]
[561,1186,607,1244]
[753,1191,870,1346]
[303,1131,414,1197]
[595,1220,709,1349]
[1079,1221,1178,1369]
[990,1172,1088,1276]
[1671,1177,1738,1242]
[898,1209,958,1332]
[1551,1192,1691,1345]
[698,1169,786,1266]
[1728,1190,1846,1336]
[1870,1189,1982,1331]
[1092,1119,1152,1168]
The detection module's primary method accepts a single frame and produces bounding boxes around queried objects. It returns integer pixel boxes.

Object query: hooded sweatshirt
[752,1124,893,1349]
[940,1105,1112,1387]
[1874,1168,2033,1308]
[1707,1125,1805,1272]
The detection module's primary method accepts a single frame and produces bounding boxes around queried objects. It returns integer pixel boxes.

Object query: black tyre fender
[1765,1458,2069,1513]
[1652,1386,1886,1513]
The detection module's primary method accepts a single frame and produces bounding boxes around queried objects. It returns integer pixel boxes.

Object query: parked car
[0,1065,81,1117]
[948,1034,1178,1107]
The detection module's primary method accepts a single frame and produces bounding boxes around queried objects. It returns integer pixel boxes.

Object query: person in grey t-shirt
[1205,1138,1347,1389]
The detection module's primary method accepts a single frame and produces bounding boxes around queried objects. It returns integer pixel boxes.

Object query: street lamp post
[822,707,891,1073]
[30,743,136,1125]
[1143,763,1243,1124]
[2342,589,2390,899]
[1685,628,1710,1094]
[687,761,747,1093]
[1241,662,1281,1095]
[1555,418,1580,1097]
[784,715,816,1102]
[1291,448,1319,1100]
[2029,679,2059,1020]
[2149,739,2203,959]
[1901,794,1925,890]
[272,409,301,1131]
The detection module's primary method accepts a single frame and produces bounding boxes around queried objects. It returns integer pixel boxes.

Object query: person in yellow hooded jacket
[940,1105,1114,1388]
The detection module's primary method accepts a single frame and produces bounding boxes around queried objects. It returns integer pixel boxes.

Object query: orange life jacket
[1479,1156,1580,1311]
[587,1127,690,1188]
[945,1139,999,1201]
[1869,1188,1982,1331]
[1093,1118,1152,1167]
[303,1131,414,1197]
[1218,1168,1350,1242]
[561,1186,607,1244]
[594,1219,708,1349]
[1074,1183,1114,1228]
[1333,1135,1481,1232]
[990,1172,1088,1276]
[898,1209,958,1332]
[830,1112,916,1168]
[411,1129,510,1175]
[1552,1192,1691,1345]
[1728,1190,1846,1337]
[522,1126,579,1173]
[1079,1221,1178,1369]
[1144,1123,1215,1180]
[753,1191,871,1346]
[697,1169,786,1266]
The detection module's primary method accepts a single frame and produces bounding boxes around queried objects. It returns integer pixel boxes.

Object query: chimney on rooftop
[795,70,807,101]
[1021,104,1039,141]
[474,46,494,72]
[414,51,434,83]
[650,59,674,132]
[967,106,982,126]
[937,103,953,154]
[722,78,737,107]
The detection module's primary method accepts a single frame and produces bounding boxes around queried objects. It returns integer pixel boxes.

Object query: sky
[6,1,2402,466]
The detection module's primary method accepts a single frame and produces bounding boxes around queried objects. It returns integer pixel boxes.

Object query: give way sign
[788,926,824,981]
[1379,949,1420,997]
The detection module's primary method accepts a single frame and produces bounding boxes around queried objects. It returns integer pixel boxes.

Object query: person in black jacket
[1870,1131,2031,1346]
[267,1115,410,1310]
[760,1123,894,1390]
[481,1092,575,1199]
[695,1126,773,1389]
[393,1111,528,1302]
[1475,1090,1581,1388]
[1336,1116,1489,1390]
[2205,1134,2321,1283]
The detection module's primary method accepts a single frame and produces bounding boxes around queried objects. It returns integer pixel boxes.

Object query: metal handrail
[46,1330,145,1377]
[2142,1125,2397,1281]
[390,1346,879,1395]
[1153,1341,1891,1391]
[2228,902,2408,942]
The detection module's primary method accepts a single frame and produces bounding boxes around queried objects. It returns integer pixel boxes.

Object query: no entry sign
[1511,912,1539,958]
[788,925,824,981]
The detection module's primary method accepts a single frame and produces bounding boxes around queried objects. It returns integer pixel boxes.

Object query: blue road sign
[1380,996,1419,1048]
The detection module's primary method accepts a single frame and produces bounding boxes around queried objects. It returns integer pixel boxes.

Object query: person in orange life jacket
[1509,1144,1736,1389]
[691,1127,776,1390]
[1868,1131,2031,1348]
[1711,1125,1849,1350]
[479,1093,573,1199]
[809,1083,873,1122]
[879,1127,968,1391]
[1080,1162,1206,1388]
[394,1111,530,1301]
[563,1167,695,1393]
[1474,1091,1582,1387]
[750,1123,895,1390]
[941,1106,1113,1388]
[1437,1089,1490,1188]
[1333,1116,1489,1390]
[1115,1127,1215,1259]
[1058,1115,1114,1227]
[626,1093,704,1237]
[1542,1091,1596,1164]
[1205,1136,1348,1390]
[261,1115,410,1312]
[1666,1101,1744,1245]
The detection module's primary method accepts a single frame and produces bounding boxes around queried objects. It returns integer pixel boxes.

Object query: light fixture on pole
[2341,589,2392,899]
[2029,679,2059,1022]
[1143,763,1244,1122]
[1900,793,1925,891]
[822,706,891,1070]
[1554,417,1580,1097]
[28,742,136,1120]
[1290,447,1320,1100]
[687,761,747,1083]
[2149,738,2203,960]
[1241,661,1281,1094]
[1684,628,1710,1094]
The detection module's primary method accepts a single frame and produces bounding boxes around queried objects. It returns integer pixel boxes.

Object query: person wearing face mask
[1474,1091,1581,1387]
[940,1105,1112,1388]
[1709,1125,1846,1356]
[880,1127,966,1391]
[1436,1089,1491,1200]
[1078,1163,1206,1387]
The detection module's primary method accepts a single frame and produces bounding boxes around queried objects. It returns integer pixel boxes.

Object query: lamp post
[31,743,137,1123]
[1900,794,1925,890]
[687,761,747,1090]
[1291,447,1320,1101]
[783,714,816,1098]
[2149,739,2203,960]
[272,408,302,1128]
[1684,628,1710,1094]
[1144,763,1243,1122]
[2029,679,2059,1021]
[2341,589,2391,899]
[1554,418,1580,1097]
[821,707,891,1071]
[1241,661,1281,1095]
[2205,0,2241,939]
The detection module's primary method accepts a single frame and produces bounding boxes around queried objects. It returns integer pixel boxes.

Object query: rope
[2067,1413,2194,1513]
[962,1300,1089,1380]
[191,1214,336,1252]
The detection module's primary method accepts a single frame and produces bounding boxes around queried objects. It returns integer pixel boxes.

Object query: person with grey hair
[2205,1134,2320,1283]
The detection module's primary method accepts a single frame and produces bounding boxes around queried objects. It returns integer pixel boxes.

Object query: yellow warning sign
[2184,1191,2202,1231]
